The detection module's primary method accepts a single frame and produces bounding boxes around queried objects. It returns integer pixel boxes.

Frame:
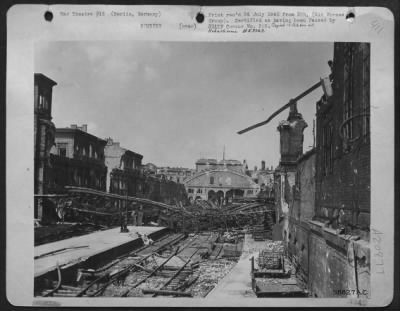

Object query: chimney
[106,137,114,145]
[81,124,88,132]
[70,124,77,129]
[261,160,266,170]
[277,102,308,165]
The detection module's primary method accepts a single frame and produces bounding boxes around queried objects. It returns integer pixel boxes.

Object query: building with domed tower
[184,157,259,206]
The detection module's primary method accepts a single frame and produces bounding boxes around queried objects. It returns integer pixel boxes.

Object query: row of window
[53,169,105,189]
[187,188,254,195]
[56,142,104,160]
[188,188,202,194]
[38,94,49,110]
[343,43,370,141]
[320,43,370,176]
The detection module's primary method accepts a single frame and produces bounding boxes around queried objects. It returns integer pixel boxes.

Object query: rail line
[39,232,218,298]
[40,233,186,297]
[119,233,217,297]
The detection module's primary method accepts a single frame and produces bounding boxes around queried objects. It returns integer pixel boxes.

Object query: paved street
[207,234,265,298]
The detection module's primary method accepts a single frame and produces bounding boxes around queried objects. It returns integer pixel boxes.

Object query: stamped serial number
[333,289,368,296]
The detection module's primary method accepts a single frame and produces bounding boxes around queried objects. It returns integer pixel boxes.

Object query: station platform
[34,226,166,278]
[207,234,266,298]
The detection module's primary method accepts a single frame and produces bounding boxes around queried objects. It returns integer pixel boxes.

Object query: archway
[225,189,234,204]
[216,190,224,206]
[207,190,216,203]
[234,189,244,198]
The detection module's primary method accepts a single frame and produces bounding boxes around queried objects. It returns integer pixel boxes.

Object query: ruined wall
[141,175,187,205]
[104,142,124,192]
[274,167,296,243]
[34,74,57,220]
[109,168,141,197]
[297,151,316,221]
[51,136,75,158]
[274,43,371,298]
[160,180,187,205]
[287,151,315,284]
[49,155,107,192]
[308,222,370,298]
[315,42,370,236]
[288,219,371,298]
[287,220,309,285]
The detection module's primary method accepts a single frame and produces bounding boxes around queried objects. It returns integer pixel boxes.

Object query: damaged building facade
[49,125,107,193]
[275,42,371,297]
[33,72,188,223]
[250,162,275,200]
[140,171,188,206]
[34,73,57,220]
[104,138,143,196]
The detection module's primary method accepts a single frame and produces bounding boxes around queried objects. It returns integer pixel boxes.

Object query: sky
[35,41,333,169]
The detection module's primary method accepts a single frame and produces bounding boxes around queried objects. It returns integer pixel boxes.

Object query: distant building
[49,124,107,192]
[142,163,157,176]
[104,138,143,196]
[249,161,275,199]
[156,166,195,184]
[195,158,245,173]
[185,158,259,206]
[34,73,57,220]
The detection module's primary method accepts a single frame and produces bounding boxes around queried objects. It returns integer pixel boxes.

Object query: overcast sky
[35,41,333,169]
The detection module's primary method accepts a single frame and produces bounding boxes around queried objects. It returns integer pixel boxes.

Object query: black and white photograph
[6,4,395,307]
[32,39,371,299]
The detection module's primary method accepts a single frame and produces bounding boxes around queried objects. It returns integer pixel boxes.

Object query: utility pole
[125,187,129,232]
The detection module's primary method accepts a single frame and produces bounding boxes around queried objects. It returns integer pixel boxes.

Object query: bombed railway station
[33,42,371,300]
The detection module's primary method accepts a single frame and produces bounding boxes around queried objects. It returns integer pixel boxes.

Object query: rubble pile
[263,240,285,252]
[137,276,169,291]
[103,271,149,297]
[190,259,236,297]
[104,284,145,297]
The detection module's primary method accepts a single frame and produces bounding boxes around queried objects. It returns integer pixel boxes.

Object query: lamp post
[125,187,129,232]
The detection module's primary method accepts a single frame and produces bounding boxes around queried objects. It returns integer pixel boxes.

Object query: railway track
[40,233,186,297]
[118,233,217,297]
[39,232,218,298]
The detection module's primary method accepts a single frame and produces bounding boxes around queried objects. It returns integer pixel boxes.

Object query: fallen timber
[64,186,193,217]
[238,73,332,135]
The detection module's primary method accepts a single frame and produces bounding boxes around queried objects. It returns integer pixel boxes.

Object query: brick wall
[280,43,371,298]
[315,42,370,236]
